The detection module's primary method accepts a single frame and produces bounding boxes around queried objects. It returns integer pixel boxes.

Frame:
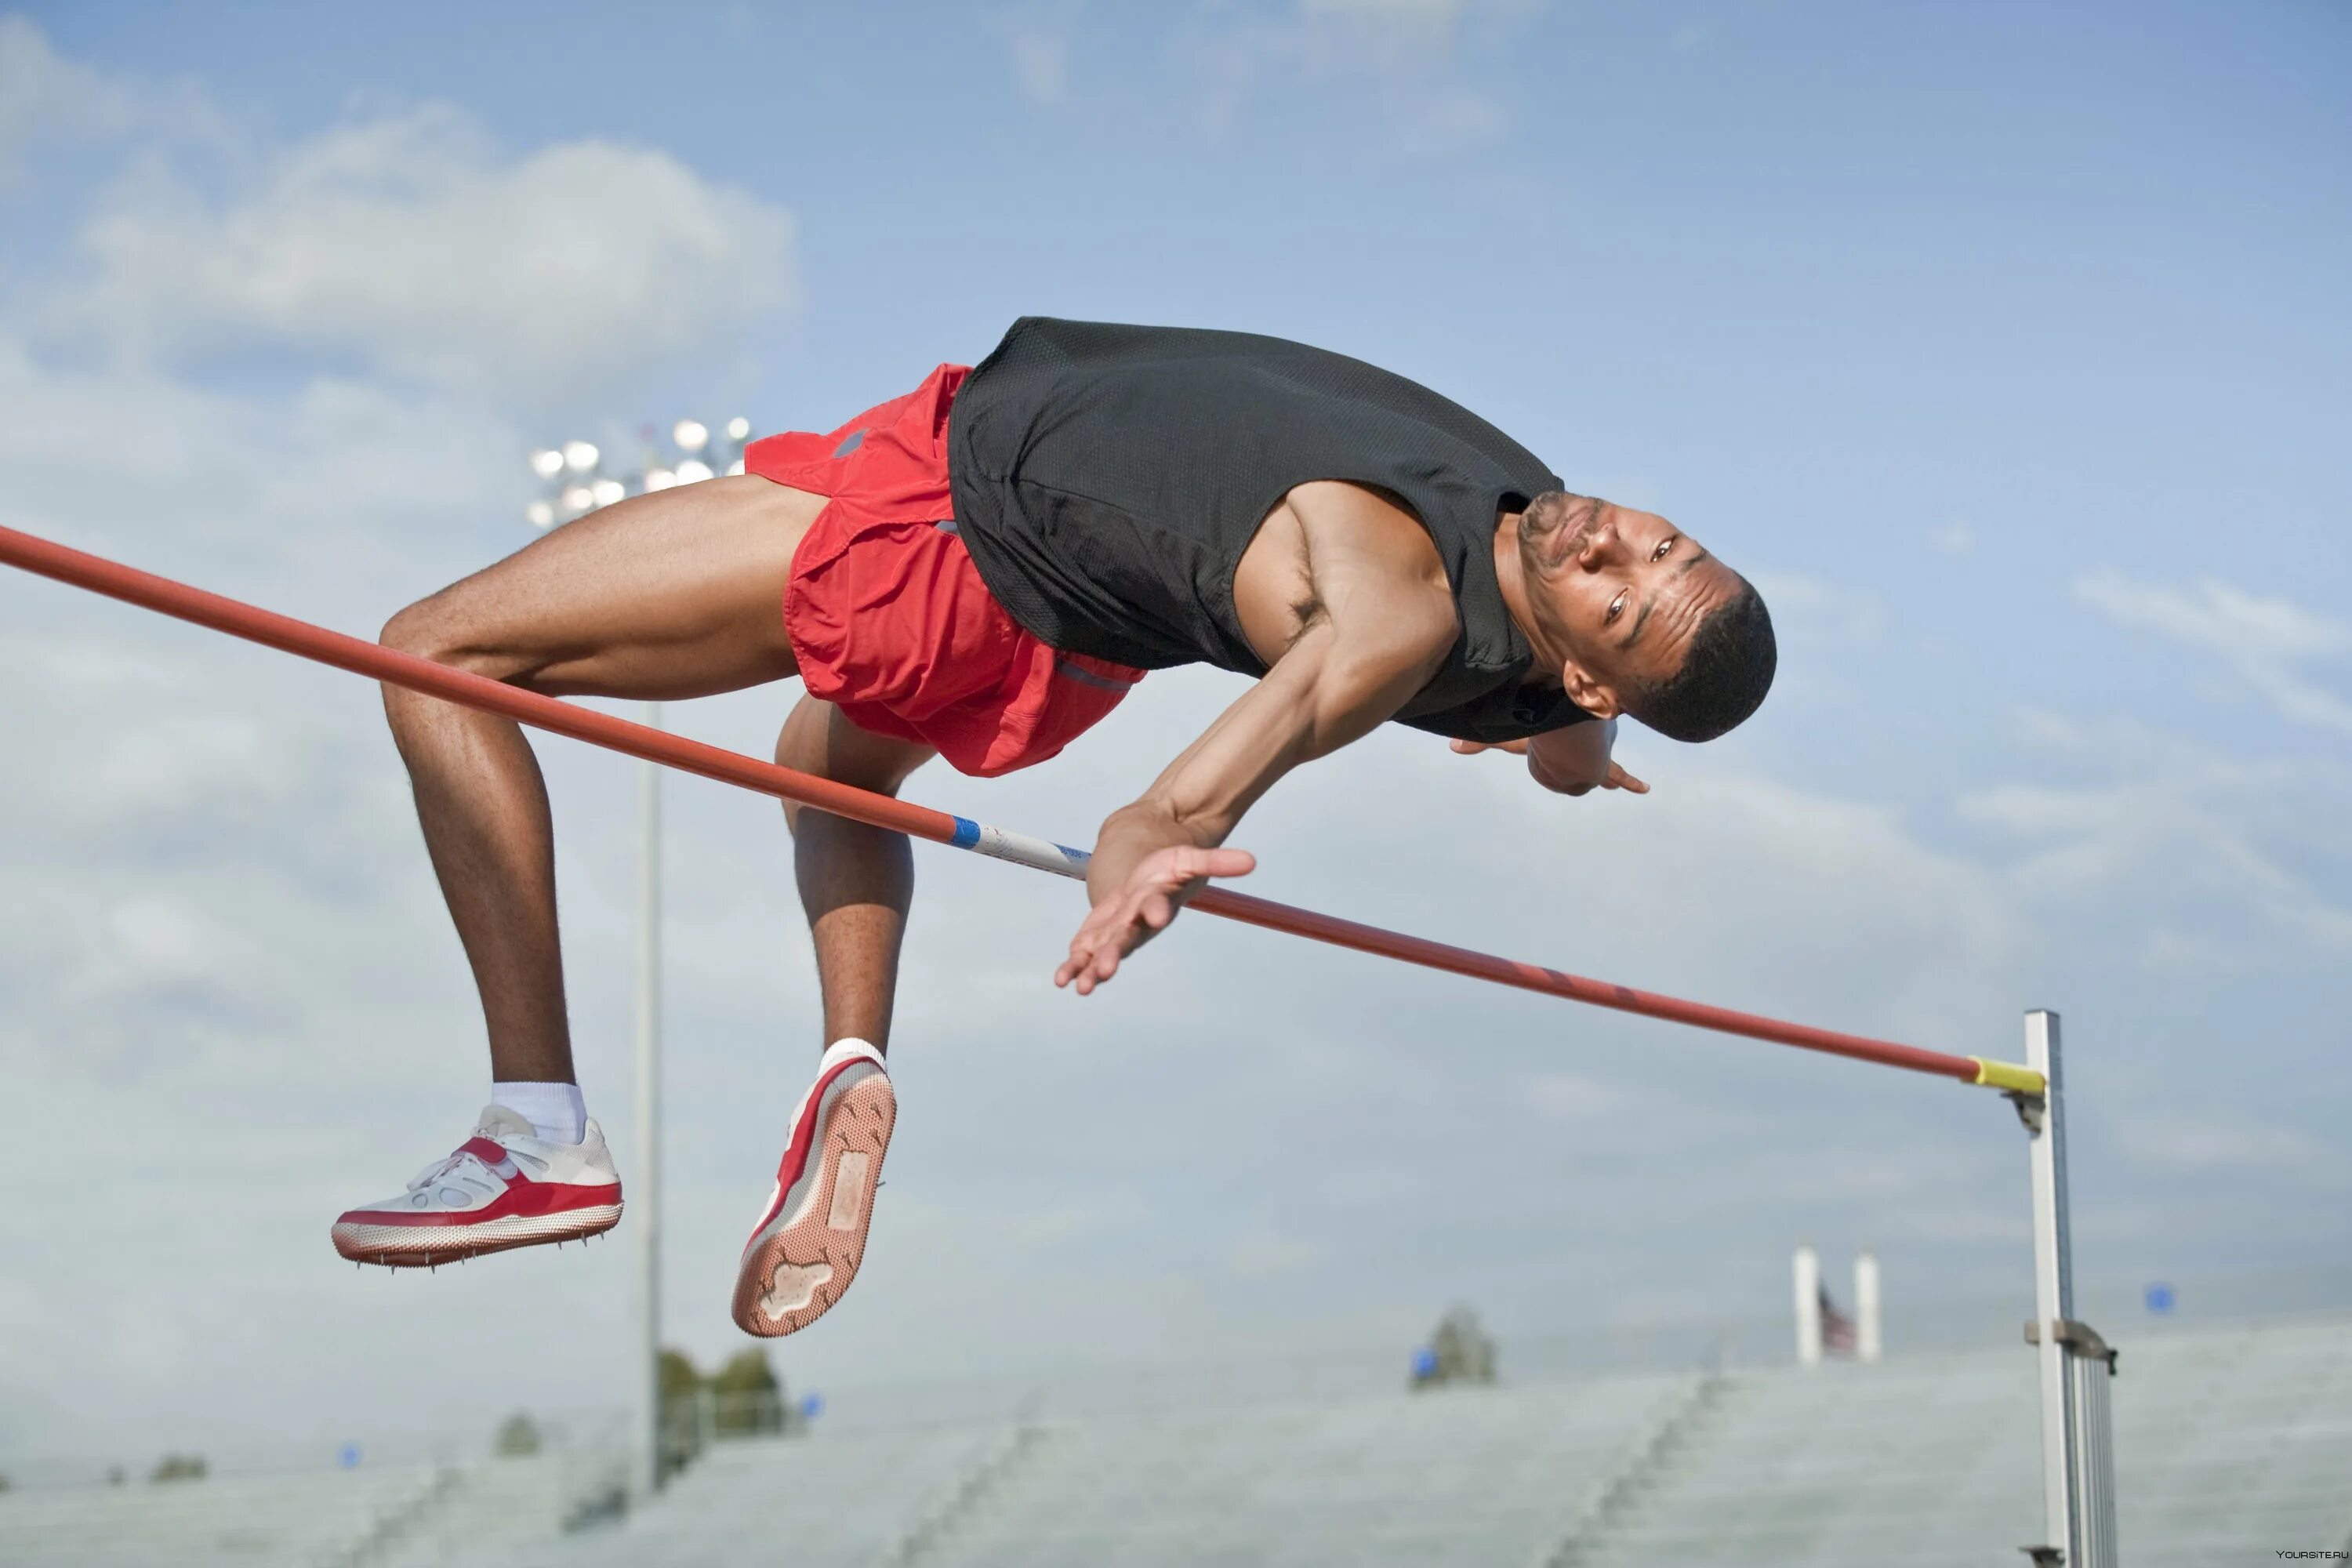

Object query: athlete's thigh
[390,476,826,701]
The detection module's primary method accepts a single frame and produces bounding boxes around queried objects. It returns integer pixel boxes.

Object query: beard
[1513,491,1601,660]
[1518,491,1603,580]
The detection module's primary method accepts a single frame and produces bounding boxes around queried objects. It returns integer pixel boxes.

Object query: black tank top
[946,318,1592,743]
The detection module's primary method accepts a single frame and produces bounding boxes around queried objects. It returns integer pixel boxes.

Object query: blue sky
[1,1,2347,1472]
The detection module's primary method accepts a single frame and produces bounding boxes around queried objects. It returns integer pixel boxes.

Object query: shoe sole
[731,1072,896,1338]
[332,1203,622,1268]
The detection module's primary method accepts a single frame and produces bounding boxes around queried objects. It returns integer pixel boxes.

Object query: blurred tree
[0,1471,11,1492]
[660,1348,702,1404]
[1410,1307,1498,1390]
[710,1347,785,1436]
[149,1454,207,1483]
[659,1347,706,1479]
[106,1466,124,1486]
[494,1412,543,1457]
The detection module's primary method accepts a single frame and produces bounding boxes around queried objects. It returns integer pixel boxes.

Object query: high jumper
[207,318,1794,1334]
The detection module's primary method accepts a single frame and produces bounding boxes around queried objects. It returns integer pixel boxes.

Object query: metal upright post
[632,706,665,1504]
[524,419,742,1504]
[2020,1009,2118,1567]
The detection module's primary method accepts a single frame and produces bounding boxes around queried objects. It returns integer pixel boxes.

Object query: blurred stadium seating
[866,1372,1687,1568]
[0,1458,445,1567]
[5,1312,2349,1566]
[521,1421,1012,1568]
[372,1450,624,1567]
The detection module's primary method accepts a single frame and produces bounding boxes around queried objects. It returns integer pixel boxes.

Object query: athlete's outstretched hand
[1450,733,1650,797]
[1055,844,1258,995]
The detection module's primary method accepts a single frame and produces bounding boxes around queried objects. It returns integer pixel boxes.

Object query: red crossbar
[0,522,1995,1088]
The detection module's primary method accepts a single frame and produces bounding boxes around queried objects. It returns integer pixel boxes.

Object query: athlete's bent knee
[379,593,527,684]
[775,700,932,829]
[379,599,445,662]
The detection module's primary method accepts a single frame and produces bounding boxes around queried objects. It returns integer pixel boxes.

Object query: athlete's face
[1518,493,1741,719]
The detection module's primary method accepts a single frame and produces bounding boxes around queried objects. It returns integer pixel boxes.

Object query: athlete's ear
[1562,660,1621,720]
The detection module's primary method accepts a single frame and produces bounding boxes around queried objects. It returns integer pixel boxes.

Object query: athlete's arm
[1450,717,1650,797]
[1054,487,1457,995]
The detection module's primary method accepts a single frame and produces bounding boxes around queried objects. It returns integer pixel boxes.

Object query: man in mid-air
[334,318,1777,1337]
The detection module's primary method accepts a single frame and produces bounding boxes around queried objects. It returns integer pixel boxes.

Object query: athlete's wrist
[1087,800,1202,902]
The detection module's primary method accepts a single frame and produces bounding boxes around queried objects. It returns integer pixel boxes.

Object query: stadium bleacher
[372,1449,625,1567]
[509,1419,1012,1568]
[1570,1315,2352,1567]
[0,1458,447,1568]
[1563,1350,2042,1566]
[6,1313,2350,1566]
[918,1373,1689,1568]
[2097,1316,2352,1566]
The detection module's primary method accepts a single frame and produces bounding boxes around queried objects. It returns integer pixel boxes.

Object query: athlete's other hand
[1565,758,1650,796]
[1054,844,1257,995]
[1448,735,1650,797]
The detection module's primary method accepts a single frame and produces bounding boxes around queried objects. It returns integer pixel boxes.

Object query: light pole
[524,416,753,1505]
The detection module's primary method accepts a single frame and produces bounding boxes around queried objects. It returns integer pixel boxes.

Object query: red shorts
[747,364,1144,779]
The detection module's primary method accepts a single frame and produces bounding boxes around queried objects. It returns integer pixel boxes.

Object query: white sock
[492,1081,587,1145]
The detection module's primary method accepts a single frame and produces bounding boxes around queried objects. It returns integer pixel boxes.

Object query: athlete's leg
[379,475,825,1085]
[775,697,935,1052]
[731,697,928,1334]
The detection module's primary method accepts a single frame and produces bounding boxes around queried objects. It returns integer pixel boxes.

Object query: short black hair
[1631,579,1777,742]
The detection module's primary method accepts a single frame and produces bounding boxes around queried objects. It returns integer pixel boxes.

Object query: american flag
[1820,1286,1857,1356]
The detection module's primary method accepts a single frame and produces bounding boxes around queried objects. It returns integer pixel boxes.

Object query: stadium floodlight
[516,404,757,1510]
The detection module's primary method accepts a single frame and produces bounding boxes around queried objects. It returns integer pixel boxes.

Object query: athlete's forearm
[1085,623,1438,903]
[1084,663,1310,904]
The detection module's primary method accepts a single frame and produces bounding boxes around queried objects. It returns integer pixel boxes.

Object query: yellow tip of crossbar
[1971,1057,2045,1095]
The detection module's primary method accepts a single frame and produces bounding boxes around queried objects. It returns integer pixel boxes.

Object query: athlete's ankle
[491,1080,587,1144]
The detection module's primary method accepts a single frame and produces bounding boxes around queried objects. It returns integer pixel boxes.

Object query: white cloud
[24,92,794,404]
[2078,572,2352,734]
[1748,570,1885,648]
[1008,31,1072,102]
[993,4,1085,105]
[2080,574,2349,663]
[0,26,806,1459]
[0,14,133,179]
[1236,720,2029,1061]
[1958,710,2352,961]
[1194,0,1530,153]
[2114,1110,2343,1182]
[0,323,517,608]
[1302,0,1476,18]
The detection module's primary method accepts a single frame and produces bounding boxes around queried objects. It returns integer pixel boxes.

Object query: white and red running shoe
[731,1039,897,1337]
[333,1107,622,1268]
